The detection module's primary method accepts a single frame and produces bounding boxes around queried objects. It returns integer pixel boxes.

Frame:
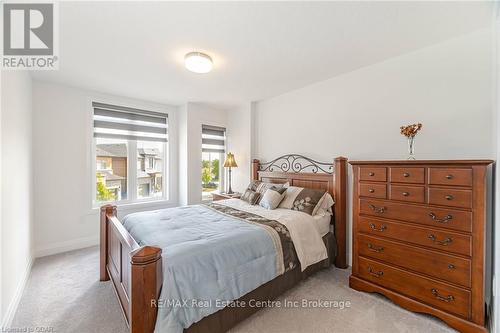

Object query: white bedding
[218,198,328,271]
[313,214,332,236]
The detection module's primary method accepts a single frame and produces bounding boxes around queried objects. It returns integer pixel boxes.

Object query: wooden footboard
[100,205,163,333]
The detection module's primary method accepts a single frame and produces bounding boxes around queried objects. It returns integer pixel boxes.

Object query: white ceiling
[32,1,493,108]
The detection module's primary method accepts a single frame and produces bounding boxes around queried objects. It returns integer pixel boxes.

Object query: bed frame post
[334,157,348,269]
[252,159,260,181]
[130,246,163,333]
[100,204,116,281]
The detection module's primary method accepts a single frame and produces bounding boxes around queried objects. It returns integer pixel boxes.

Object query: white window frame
[201,123,226,202]
[201,150,226,202]
[90,99,171,209]
[217,151,225,193]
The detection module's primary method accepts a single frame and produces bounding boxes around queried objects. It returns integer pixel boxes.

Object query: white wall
[1,72,34,327]
[178,102,228,205]
[253,29,494,265]
[227,103,253,193]
[32,81,179,257]
[492,4,500,332]
[178,104,189,206]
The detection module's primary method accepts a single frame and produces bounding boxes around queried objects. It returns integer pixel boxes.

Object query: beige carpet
[10,246,455,333]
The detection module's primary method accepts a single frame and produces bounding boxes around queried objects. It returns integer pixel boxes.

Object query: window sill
[89,199,176,215]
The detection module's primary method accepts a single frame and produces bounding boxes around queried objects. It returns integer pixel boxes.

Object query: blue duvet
[122,204,279,333]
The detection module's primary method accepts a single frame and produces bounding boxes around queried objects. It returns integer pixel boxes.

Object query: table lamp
[223,152,238,194]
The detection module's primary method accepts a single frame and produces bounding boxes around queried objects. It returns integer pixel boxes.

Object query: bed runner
[204,202,298,274]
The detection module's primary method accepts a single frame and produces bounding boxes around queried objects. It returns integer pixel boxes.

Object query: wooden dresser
[349,160,492,333]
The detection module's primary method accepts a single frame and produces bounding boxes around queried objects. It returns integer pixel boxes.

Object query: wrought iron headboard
[258,154,334,174]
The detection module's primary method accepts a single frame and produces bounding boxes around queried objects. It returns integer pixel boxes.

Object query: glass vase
[407,136,416,160]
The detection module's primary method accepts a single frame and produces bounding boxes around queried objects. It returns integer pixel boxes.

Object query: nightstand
[211,192,241,201]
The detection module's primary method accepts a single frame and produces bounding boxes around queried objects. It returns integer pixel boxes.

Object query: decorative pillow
[278,186,305,209]
[278,186,326,215]
[292,188,326,215]
[259,187,287,210]
[240,189,261,205]
[246,180,261,191]
[255,182,286,203]
[312,192,335,216]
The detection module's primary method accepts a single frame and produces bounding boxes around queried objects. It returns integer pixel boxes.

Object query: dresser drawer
[389,185,425,203]
[428,168,472,187]
[359,167,387,182]
[428,188,472,209]
[358,234,471,287]
[357,216,472,256]
[359,199,472,232]
[390,167,425,184]
[357,257,471,319]
[359,183,387,199]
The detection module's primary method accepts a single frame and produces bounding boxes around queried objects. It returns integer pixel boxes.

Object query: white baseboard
[0,256,34,329]
[35,235,99,258]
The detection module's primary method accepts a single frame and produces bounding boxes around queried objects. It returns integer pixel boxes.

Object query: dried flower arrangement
[400,123,422,138]
[400,123,422,160]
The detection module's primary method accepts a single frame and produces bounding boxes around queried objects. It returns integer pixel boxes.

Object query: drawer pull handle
[445,195,454,200]
[431,288,455,303]
[368,267,384,278]
[403,172,410,177]
[367,243,384,253]
[368,189,375,193]
[446,174,454,180]
[402,192,410,197]
[429,213,453,223]
[428,234,453,246]
[369,223,387,232]
[368,204,386,213]
[369,172,375,176]
[448,264,456,270]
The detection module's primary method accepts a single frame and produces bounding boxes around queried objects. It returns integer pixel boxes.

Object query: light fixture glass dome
[184,52,213,73]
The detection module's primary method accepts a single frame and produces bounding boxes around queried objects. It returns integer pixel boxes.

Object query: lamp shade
[223,153,238,168]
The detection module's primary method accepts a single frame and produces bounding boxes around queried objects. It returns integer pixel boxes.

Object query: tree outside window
[201,152,222,199]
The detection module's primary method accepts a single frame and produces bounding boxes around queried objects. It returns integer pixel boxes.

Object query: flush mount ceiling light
[184,52,213,73]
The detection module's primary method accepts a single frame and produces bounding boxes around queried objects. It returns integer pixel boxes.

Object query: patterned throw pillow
[291,188,326,215]
[278,186,304,209]
[246,180,262,191]
[259,187,287,210]
[241,189,261,205]
[278,187,327,215]
[256,182,286,203]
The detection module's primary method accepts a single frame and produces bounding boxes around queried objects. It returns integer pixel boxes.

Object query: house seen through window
[93,102,168,205]
[137,141,164,199]
[96,139,128,202]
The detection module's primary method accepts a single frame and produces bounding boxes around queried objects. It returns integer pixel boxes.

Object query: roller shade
[202,125,226,153]
[93,102,168,142]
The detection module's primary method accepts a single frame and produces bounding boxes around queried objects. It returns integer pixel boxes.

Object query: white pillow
[259,188,286,210]
[313,193,335,216]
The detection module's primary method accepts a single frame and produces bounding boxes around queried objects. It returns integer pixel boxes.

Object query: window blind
[93,102,168,142]
[202,125,226,153]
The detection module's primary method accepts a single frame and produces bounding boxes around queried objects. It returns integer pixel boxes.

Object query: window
[93,102,168,205]
[137,141,164,199]
[95,138,128,201]
[201,125,225,200]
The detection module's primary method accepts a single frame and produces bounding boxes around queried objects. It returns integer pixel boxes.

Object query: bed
[100,155,348,333]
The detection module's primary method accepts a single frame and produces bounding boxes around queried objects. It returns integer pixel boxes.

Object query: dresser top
[349,159,494,166]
